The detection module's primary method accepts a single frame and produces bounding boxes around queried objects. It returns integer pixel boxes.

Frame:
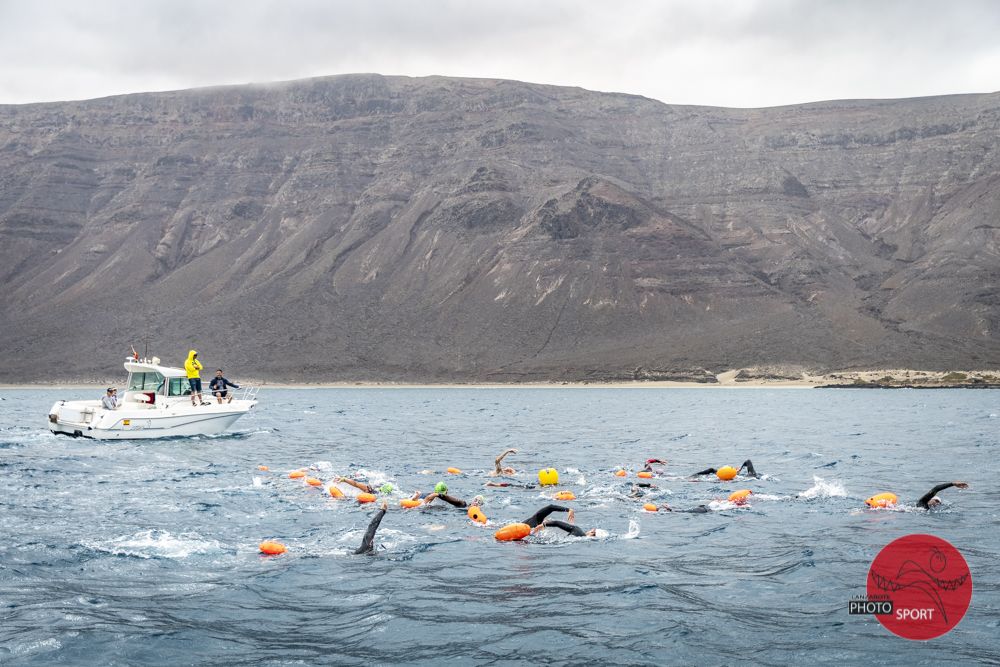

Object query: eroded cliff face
[0,75,998,381]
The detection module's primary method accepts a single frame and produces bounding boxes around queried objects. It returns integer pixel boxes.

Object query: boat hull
[47,400,255,439]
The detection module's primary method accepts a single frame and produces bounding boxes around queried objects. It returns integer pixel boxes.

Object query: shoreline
[2,368,998,391]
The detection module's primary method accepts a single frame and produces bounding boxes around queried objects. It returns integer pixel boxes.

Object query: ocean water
[1,387,998,665]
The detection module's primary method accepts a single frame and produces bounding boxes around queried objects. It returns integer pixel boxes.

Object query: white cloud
[0,0,997,106]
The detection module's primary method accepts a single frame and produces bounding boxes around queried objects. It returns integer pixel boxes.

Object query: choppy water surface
[1,388,998,665]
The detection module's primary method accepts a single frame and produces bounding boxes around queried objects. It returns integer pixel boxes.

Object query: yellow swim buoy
[494,522,531,541]
[554,491,576,501]
[538,468,559,486]
[716,466,738,481]
[327,485,344,498]
[643,503,659,512]
[259,541,287,555]
[400,498,422,508]
[288,470,306,479]
[357,493,377,504]
[614,470,627,477]
[728,489,752,505]
[637,471,653,479]
[305,477,323,487]
[468,506,487,524]
[446,467,462,474]
[865,492,898,508]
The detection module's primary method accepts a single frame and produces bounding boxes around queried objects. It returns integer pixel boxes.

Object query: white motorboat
[47,357,259,439]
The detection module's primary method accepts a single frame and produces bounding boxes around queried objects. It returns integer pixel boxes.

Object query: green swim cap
[380,483,394,494]
[434,481,448,494]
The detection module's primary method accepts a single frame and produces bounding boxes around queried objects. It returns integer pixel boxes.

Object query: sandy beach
[4,368,997,391]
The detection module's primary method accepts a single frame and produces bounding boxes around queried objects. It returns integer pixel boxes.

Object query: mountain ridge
[1,74,998,382]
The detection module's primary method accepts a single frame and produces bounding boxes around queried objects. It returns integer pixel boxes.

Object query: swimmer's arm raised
[493,448,518,475]
[354,501,388,555]
[916,481,969,509]
[338,477,375,494]
[543,519,586,537]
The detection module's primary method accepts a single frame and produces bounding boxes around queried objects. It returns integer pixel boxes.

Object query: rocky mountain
[1,74,998,382]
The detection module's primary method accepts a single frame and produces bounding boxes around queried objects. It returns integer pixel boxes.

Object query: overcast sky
[1,0,998,107]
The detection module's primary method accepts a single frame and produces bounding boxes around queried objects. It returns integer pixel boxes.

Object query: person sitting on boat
[100,387,120,410]
[184,349,208,406]
[209,369,240,404]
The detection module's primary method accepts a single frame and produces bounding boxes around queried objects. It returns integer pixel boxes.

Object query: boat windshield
[167,378,191,397]
[128,372,165,392]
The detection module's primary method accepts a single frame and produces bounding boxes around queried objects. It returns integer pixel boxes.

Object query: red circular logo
[867,534,972,640]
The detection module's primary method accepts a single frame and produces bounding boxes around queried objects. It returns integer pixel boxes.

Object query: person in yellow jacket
[184,349,208,406]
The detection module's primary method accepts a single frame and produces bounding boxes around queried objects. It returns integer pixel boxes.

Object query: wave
[798,475,847,499]
[86,529,222,559]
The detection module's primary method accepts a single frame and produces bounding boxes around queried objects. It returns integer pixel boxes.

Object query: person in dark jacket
[209,369,240,404]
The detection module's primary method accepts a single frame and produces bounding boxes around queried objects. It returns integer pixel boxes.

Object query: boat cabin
[122,359,192,406]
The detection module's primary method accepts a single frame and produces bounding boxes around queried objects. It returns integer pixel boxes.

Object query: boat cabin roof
[124,359,186,378]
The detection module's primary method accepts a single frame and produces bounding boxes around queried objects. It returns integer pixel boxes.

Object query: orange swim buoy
[305,477,323,487]
[728,489,752,505]
[400,498,422,508]
[494,522,531,541]
[637,471,653,479]
[327,485,344,498]
[614,470,627,477]
[643,503,659,512]
[716,466,738,481]
[865,492,898,508]
[554,491,576,501]
[357,493,377,504]
[258,465,269,471]
[259,541,287,555]
[446,467,462,474]
[468,506,487,524]
[288,470,306,479]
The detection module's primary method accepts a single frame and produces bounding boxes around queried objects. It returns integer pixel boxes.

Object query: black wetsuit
[916,483,960,510]
[523,504,570,528]
[691,459,758,478]
[426,493,467,508]
[543,520,586,536]
[354,507,386,555]
[666,504,710,513]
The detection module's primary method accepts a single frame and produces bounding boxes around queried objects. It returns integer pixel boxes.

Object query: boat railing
[234,384,261,402]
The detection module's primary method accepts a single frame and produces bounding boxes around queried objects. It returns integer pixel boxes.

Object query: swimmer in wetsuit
[525,505,598,537]
[691,459,759,478]
[489,449,519,476]
[354,500,388,555]
[642,458,667,472]
[660,503,710,513]
[337,476,376,494]
[916,481,969,509]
